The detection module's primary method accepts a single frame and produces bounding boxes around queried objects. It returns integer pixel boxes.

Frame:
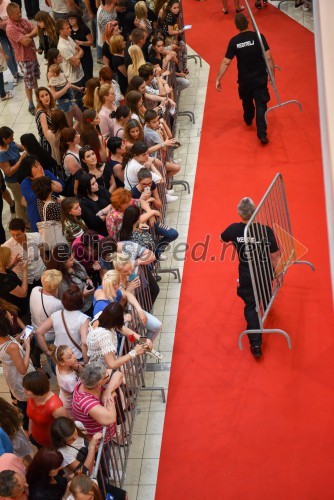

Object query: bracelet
[128,334,135,343]
[129,349,137,359]
[161,142,165,148]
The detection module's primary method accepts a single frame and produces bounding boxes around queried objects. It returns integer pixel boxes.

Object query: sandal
[1,91,13,101]
[236,6,245,12]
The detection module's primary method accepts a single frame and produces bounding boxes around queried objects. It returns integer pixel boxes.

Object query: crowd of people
[0,0,191,498]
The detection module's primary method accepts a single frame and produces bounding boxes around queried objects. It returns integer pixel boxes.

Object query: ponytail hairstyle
[94,83,113,113]
[121,140,148,170]
[80,109,101,156]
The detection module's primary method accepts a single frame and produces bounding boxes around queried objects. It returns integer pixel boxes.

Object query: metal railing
[238,173,315,350]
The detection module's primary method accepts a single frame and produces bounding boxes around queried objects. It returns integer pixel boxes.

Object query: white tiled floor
[0,3,313,499]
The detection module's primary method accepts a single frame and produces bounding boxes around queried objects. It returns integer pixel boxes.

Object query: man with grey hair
[221,197,280,358]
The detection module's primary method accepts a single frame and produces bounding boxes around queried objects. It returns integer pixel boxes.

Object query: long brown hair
[35,87,56,112]
[35,11,58,46]
[80,109,101,156]
[0,397,22,438]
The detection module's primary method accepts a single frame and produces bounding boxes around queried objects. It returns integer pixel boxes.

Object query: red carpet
[156,3,334,499]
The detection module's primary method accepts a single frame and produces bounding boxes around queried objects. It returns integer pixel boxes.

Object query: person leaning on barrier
[215,13,275,145]
[220,197,281,359]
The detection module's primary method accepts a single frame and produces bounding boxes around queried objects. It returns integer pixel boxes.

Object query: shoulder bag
[61,310,82,354]
[36,201,66,251]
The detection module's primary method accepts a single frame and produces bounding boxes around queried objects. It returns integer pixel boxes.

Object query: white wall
[314,0,334,299]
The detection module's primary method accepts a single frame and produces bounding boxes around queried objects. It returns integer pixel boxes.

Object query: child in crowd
[48,64,84,114]
[61,197,88,244]
[52,345,83,418]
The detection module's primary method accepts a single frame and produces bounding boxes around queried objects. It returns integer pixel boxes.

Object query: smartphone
[20,325,34,340]
[128,273,137,282]
[86,283,94,290]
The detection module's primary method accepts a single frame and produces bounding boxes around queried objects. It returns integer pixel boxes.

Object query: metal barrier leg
[178,111,195,123]
[187,54,203,67]
[157,267,181,282]
[141,385,166,403]
[171,179,190,194]
[238,329,292,350]
[293,260,315,271]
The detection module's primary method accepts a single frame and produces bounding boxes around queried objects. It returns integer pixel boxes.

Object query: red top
[6,18,37,62]
[27,394,63,447]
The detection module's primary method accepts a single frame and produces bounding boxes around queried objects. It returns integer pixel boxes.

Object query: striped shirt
[71,382,115,441]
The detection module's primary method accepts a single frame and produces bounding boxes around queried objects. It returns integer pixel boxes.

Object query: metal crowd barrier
[244,0,302,120]
[238,173,315,351]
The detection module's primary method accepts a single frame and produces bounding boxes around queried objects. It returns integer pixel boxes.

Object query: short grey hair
[237,197,256,221]
[80,360,106,389]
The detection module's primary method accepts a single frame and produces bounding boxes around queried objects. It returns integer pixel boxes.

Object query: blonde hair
[102,270,120,300]
[50,344,69,365]
[113,253,131,271]
[94,83,113,112]
[109,34,125,55]
[127,45,146,82]
[135,1,148,19]
[41,269,63,292]
[0,246,12,269]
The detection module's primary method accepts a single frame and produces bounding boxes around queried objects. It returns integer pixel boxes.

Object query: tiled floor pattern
[0,3,313,499]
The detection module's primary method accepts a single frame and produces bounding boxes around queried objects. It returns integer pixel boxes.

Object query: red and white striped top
[71,382,115,441]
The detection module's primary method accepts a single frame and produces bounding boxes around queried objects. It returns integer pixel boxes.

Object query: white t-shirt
[124,158,161,190]
[58,421,86,468]
[56,366,79,415]
[3,233,46,284]
[58,36,84,84]
[30,287,63,341]
[50,0,70,14]
[51,310,89,359]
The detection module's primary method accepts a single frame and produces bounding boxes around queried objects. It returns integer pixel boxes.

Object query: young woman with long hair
[112,105,131,139]
[94,83,117,138]
[125,90,146,125]
[80,109,107,162]
[122,118,145,150]
[68,12,94,81]
[35,11,58,59]
[102,19,121,67]
[26,447,67,499]
[48,109,69,165]
[83,77,100,110]
[127,44,146,83]
[77,173,111,236]
[35,87,55,156]
[59,128,81,178]
[0,397,31,459]
[79,145,115,192]
[20,133,58,176]
[106,136,126,188]
[61,197,88,244]
[108,34,128,95]
[50,416,101,475]
[161,0,188,72]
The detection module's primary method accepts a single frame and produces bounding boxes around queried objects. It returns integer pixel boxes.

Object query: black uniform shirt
[225,31,269,83]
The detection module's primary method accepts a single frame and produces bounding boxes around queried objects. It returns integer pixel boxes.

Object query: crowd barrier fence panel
[238,173,315,350]
[244,0,302,120]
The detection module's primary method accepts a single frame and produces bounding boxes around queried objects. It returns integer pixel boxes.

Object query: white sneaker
[158,254,168,261]
[167,189,175,195]
[166,194,178,204]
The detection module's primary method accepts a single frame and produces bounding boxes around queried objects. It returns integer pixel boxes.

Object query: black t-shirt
[111,54,128,95]
[79,188,111,236]
[225,31,269,84]
[0,270,28,313]
[131,181,157,199]
[221,222,278,287]
[106,158,124,189]
[124,40,149,69]
[71,24,92,56]
[102,41,114,68]
[148,51,163,68]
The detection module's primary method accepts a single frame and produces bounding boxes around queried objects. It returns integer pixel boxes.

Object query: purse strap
[40,289,49,318]
[61,310,82,354]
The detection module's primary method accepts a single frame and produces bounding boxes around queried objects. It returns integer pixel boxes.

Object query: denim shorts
[57,98,74,113]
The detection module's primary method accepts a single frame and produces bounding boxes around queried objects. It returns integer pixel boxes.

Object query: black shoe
[255,1,262,8]
[260,137,269,145]
[155,275,162,282]
[250,345,262,358]
[245,119,253,126]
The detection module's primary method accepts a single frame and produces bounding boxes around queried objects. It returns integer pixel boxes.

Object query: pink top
[71,382,115,441]
[6,18,37,62]
[98,106,115,137]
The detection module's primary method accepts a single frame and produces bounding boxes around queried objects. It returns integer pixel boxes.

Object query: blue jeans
[96,44,103,60]
[0,72,5,98]
[154,222,179,257]
[144,311,162,342]
[0,31,18,78]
